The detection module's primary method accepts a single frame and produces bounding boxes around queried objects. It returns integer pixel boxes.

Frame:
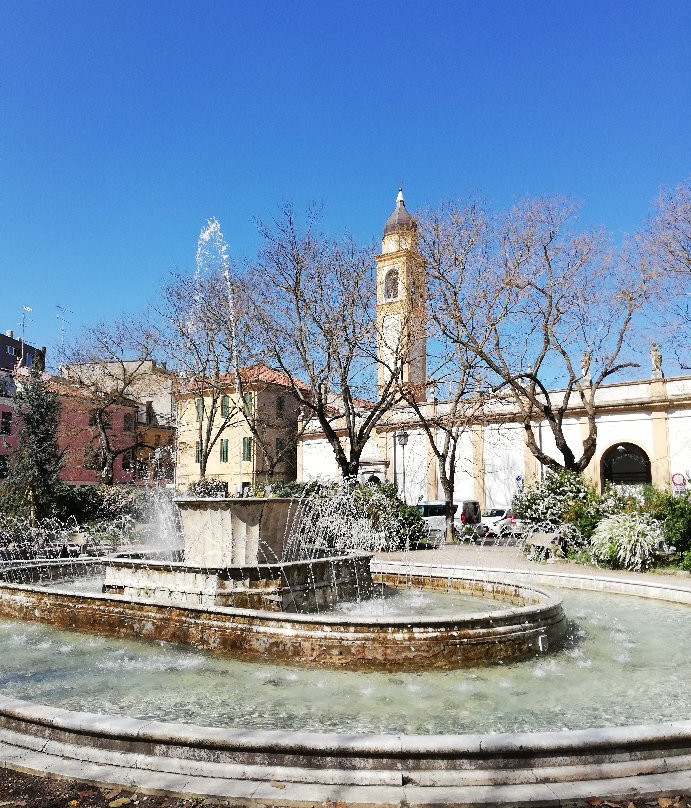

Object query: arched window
[384,268,399,300]
[601,443,652,486]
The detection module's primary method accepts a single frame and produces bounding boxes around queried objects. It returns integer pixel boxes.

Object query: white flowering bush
[599,483,645,515]
[589,513,663,571]
[512,470,592,526]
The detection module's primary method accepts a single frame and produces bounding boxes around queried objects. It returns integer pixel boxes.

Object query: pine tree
[4,369,64,524]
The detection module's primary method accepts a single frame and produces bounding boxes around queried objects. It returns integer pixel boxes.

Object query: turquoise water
[0,588,688,735]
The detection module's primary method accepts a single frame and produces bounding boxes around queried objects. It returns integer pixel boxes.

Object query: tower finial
[396,187,405,207]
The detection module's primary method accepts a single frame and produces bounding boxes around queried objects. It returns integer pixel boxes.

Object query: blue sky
[2,0,689,364]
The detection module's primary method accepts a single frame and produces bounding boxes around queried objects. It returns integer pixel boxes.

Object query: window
[6,346,14,356]
[242,436,252,462]
[0,411,11,435]
[123,413,134,432]
[220,438,229,463]
[88,410,111,429]
[154,434,161,447]
[145,401,154,425]
[121,450,133,472]
[195,398,204,421]
[384,268,399,300]
[25,353,33,367]
[0,455,8,479]
[242,392,254,415]
[221,395,230,417]
[601,443,652,486]
[195,441,202,464]
[276,396,285,418]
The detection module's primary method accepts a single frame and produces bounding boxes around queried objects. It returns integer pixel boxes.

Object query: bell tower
[376,188,426,397]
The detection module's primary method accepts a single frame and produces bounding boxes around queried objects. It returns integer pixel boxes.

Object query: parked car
[417,500,481,543]
[417,501,453,543]
[477,507,526,539]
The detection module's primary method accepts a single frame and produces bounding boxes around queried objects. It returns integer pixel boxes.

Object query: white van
[417,500,481,542]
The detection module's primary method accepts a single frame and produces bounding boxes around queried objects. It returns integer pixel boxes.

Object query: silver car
[477,508,526,539]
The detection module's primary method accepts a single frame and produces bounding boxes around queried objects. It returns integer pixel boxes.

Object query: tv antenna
[56,305,74,348]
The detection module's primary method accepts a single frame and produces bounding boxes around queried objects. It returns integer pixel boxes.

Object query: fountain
[0,486,566,669]
[0,486,688,802]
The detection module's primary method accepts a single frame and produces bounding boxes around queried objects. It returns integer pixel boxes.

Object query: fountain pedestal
[175,497,298,566]
[102,555,373,611]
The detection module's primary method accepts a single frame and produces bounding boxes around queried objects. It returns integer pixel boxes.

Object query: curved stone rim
[0,558,563,627]
[1,693,690,756]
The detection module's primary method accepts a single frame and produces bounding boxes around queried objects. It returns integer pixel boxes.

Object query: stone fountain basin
[0,694,688,801]
[0,559,565,670]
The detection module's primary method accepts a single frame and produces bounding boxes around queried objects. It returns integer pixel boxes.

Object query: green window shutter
[195,441,201,464]
[221,395,230,417]
[220,439,229,463]
[243,392,254,415]
[195,398,204,421]
[242,436,252,462]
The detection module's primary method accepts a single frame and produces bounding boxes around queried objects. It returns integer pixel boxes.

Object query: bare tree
[640,179,691,367]
[250,206,403,479]
[400,353,487,542]
[417,197,653,475]
[155,269,244,479]
[644,179,691,278]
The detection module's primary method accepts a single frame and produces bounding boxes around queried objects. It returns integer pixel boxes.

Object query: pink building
[54,381,138,485]
[0,389,18,482]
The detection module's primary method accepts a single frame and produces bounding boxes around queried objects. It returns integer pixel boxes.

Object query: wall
[57,393,137,485]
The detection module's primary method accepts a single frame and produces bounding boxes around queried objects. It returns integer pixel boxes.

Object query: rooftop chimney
[5,330,13,338]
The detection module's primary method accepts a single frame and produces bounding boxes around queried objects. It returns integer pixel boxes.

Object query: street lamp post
[397,431,409,504]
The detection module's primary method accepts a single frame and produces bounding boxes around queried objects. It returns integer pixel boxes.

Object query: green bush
[51,484,141,525]
[641,489,691,554]
[188,478,228,497]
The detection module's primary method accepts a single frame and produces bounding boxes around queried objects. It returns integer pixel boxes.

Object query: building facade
[175,365,300,494]
[0,330,45,373]
[55,380,139,485]
[60,359,176,483]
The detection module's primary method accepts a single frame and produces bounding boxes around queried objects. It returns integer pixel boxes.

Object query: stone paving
[378,543,691,591]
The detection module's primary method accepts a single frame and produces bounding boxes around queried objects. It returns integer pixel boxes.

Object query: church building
[297,191,691,506]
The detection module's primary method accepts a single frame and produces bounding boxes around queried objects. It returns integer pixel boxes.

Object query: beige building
[175,365,301,494]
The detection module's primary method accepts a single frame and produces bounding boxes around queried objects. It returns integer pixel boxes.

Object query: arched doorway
[601,443,652,486]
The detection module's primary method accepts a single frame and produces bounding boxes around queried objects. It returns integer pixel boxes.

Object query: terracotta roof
[175,363,309,395]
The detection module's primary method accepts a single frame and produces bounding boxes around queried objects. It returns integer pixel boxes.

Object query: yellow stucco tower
[376,189,427,397]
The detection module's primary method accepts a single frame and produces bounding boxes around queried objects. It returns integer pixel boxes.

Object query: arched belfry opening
[384,268,399,300]
[601,443,652,486]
